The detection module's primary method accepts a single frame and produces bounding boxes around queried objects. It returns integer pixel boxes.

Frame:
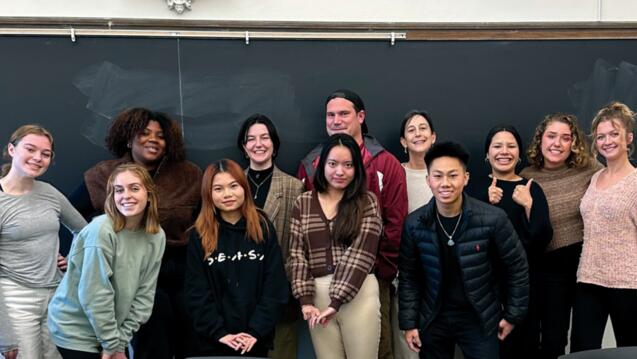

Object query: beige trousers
[310,274,381,359]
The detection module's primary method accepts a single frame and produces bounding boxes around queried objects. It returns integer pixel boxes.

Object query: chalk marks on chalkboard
[569,59,637,125]
[73,61,179,148]
[73,61,315,152]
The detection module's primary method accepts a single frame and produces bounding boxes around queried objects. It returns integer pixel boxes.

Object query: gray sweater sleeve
[54,184,88,235]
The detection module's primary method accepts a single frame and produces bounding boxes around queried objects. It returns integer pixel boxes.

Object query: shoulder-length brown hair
[104,163,161,233]
[2,124,55,177]
[106,108,186,162]
[195,159,266,258]
[526,113,592,169]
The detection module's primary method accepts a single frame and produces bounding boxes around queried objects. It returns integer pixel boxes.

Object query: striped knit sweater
[520,162,600,251]
[577,168,637,289]
[288,190,382,311]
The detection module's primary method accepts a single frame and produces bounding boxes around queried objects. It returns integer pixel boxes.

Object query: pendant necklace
[248,171,273,200]
[435,210,462,246]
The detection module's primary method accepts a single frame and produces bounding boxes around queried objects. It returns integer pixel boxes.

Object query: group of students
[0,89,635,359]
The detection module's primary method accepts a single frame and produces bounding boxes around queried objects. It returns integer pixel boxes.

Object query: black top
[467,177,553,262]
[435,213,471,312]
[247,166,274,209]
[185,214,288,351]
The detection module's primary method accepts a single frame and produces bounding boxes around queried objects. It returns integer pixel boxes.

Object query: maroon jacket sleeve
[296,162,315,191]
[374,151,408,281]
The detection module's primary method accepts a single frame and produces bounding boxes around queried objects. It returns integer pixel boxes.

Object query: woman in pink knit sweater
[570,102,637,352]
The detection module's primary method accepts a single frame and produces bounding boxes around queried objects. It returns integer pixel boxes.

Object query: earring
[517,158,522,164]
[484,155,489,163]
[127,143,131,149]
[404,147,408,154]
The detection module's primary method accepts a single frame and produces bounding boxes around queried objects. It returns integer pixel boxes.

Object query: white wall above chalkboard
[3,0,637,22]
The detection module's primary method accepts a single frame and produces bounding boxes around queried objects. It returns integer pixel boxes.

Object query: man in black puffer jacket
[398,142,528,359]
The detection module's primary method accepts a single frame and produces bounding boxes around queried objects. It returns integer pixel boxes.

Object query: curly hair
[526,113,592,169]
[590,101,636,157]
[106,108,185,162]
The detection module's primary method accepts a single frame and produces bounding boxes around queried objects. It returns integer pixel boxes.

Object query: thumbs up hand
[512,178,534,210]
[488,175,503,205]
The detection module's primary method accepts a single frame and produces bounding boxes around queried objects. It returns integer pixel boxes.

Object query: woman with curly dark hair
[520,113,600,359]
[70,108,202,359]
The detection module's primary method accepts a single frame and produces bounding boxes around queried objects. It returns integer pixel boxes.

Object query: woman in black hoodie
[186,159,288,356]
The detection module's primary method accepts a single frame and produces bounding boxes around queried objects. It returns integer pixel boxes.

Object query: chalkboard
[2,36,637,195]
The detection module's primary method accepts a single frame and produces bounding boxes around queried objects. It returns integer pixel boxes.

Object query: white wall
[3,0,637,23]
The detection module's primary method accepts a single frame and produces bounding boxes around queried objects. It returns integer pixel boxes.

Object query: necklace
[435,210,462,246]
[248,171,273,200]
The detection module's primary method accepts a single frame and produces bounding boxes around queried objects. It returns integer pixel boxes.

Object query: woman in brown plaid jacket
[236,114,304,359]
[288,133,383,359]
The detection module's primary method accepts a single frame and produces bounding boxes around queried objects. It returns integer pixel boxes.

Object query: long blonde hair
[104,163,161,233]
[2,124,54,177]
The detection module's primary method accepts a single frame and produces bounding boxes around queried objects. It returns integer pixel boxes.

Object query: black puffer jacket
[398,195,529,336]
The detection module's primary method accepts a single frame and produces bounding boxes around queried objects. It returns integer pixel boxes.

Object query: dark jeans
[538,243,581,359]
[420,310,499,359]
[133,247,196,359]
[57,347,128,359]
[570,283,637,352]
[499,272,541,359]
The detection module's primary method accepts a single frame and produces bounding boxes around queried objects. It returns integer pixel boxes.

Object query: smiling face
[541,121,573,169]
[427,156,469,211]
[243,123,274,170]
[211,172,245,219]
[7,134,53,179]
[113,170,148,226]
[401,115,436,157]
[131,120,166,168]
[326,98,365,144]
[487,131,520,178]
[324,145,355,192]
[594,119,633,162]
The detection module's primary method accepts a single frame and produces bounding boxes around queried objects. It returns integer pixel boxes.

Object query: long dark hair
[313,133,368,246]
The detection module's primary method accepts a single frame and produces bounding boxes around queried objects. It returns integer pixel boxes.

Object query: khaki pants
[310,274,381,359]
[391,289,419,359]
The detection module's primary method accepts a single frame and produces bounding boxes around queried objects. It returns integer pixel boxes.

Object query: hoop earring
[484,155,489,163]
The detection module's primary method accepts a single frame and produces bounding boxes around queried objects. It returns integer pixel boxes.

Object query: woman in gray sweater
[0,125,87,359]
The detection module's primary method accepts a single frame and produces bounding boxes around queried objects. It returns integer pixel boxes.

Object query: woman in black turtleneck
[236,113,304,359]
[468,124,552,359]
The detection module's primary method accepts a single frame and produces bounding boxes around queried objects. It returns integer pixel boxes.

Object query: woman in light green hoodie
[48,163,165,359]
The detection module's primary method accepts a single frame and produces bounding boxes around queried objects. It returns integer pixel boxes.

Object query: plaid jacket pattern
[288,190,382,310]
